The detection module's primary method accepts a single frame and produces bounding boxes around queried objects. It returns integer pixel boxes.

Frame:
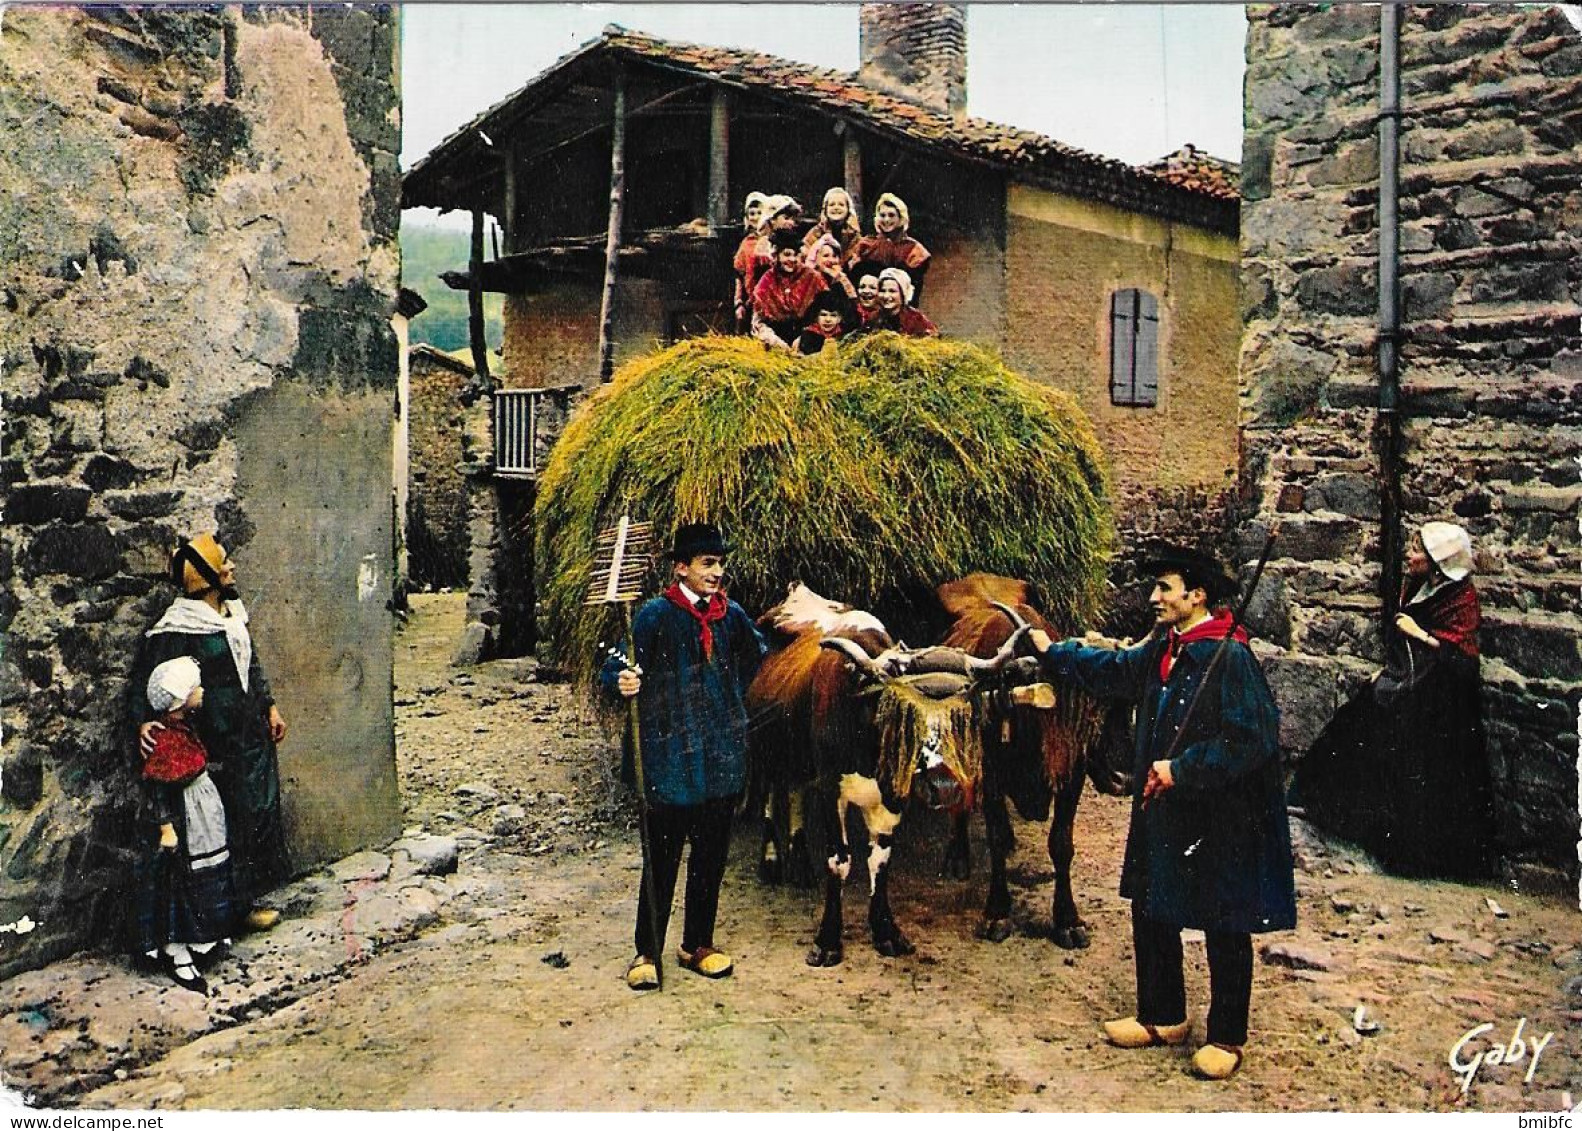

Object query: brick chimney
[858,3,967,118]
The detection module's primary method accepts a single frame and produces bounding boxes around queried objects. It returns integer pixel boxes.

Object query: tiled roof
[405,26,1237,231]
[1142,144,1240,201]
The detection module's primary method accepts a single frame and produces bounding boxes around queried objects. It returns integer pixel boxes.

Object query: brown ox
[935,573,1125,949]
[746,583,1032,966]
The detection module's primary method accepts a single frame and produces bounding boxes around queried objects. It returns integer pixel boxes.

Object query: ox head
[818,621,1037,811]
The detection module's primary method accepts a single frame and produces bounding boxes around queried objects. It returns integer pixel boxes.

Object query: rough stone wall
[407,352,471,589]
[454,385,578,666]
[858,2,968,117]
[1003,183,1243,524]
[1240,4,1582,884]
[0,5,403,975]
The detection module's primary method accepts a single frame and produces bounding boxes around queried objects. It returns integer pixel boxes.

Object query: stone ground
[3,593,1579,1113]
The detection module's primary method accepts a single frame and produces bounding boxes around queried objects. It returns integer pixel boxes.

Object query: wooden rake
[585,515,665,986]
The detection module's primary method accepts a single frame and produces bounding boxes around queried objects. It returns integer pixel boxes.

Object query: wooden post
[843,131,864,224]
[468,209,491,385]
[707,88,730,234]
[596,67,628,384]
[502,144,518,254]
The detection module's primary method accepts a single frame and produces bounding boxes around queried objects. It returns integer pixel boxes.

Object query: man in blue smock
[1027,546,1295,1081]
[603,522,767,990]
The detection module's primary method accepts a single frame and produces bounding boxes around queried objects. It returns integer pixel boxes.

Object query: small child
[794,290,850,356]
[128,656,236,994]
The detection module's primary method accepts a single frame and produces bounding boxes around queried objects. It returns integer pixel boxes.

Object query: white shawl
[147,597,254,693]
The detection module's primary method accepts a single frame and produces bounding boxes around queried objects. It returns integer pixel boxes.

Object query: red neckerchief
[664,583,729,661]
[1159,609,1249,682]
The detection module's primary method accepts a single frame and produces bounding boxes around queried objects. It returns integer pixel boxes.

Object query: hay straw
[536,333,1116,684]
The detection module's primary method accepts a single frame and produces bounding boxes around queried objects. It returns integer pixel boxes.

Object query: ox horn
[990,601,1030,631]
[819,636,892,682]
[964,623,1033,676]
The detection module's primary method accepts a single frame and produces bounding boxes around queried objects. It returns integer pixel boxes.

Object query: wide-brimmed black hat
[1137,543,1237,605]
[670,522,730,562]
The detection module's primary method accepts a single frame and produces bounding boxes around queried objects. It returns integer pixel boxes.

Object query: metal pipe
[1377,5,1404,633]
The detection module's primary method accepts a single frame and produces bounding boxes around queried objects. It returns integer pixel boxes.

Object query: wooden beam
[502,142,518,254]
[707,88,730,234]
[843,131,864,224]
[596,65,628,384]
[468,209,492,386]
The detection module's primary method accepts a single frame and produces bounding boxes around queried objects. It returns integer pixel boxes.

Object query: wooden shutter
[1110,289,1159,408]
[1110,290,1136,405]
[1135,290,1159,407]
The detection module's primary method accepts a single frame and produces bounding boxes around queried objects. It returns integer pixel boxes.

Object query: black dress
[1292,579,1495,880]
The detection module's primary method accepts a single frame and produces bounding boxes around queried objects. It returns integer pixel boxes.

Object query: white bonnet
[878,267,914,306]
[1421,521,1473,581]
[147,656,202,714]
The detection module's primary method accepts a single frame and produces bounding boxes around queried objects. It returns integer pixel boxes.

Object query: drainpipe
[1377,5,1404,635]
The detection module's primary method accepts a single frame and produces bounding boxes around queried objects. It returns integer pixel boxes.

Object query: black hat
[670,522,729,562]
[769,228,803,253]
[806,289,846,318]
[1137,543,1237,605]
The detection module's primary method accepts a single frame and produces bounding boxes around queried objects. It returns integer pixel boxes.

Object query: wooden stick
[468,210,491,385]
[624,601,664,989]
[596,64,627,384]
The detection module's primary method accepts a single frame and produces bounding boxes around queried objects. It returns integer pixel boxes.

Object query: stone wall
[857,2,968,117]
[407,350,472,589]
[1240,4,1582,885]
[0,5,404,975]
[455,386,579,666]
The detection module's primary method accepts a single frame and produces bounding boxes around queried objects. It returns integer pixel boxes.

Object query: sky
[400,3,1247,228]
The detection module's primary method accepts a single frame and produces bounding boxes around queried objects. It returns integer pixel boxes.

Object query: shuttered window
[1110,289,1159,408]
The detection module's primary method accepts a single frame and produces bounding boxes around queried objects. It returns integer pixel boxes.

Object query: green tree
[401,220,504,353]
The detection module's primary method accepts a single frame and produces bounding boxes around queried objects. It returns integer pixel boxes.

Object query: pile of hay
[536,333,1115,684]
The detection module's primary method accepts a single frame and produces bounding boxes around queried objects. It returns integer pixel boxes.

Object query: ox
[934,574,1127,949]
[746,583,1037,966]
[748,583,890,890]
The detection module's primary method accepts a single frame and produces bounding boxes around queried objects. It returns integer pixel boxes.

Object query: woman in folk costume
[128,656,236,994]
[745,195,804,310]
[804,234,858,325]
[731,190,769,332]
[135,534,291,931]
[801,186,862,261]
[850,268,938,339]
[847,192,931,303]
[1291,521,1496,879]
[752,227,828,350]
[851,263,883,326]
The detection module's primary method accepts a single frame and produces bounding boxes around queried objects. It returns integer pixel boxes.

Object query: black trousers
[634,793,737,958]
[1132,906,1253,1047]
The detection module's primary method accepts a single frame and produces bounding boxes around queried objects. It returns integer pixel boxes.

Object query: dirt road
[66,594,1582,1111]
